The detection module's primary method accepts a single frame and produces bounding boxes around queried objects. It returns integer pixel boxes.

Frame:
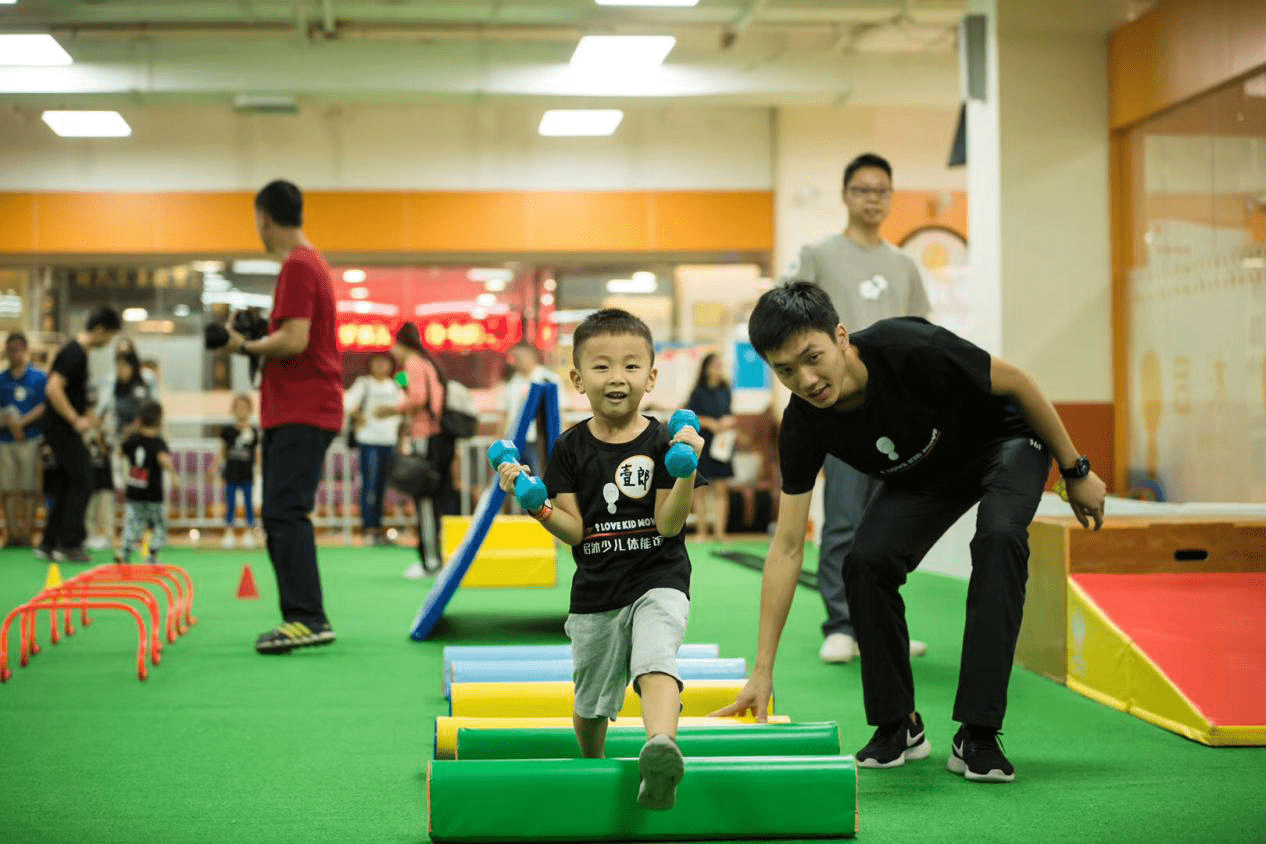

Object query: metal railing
[163,436,503,538]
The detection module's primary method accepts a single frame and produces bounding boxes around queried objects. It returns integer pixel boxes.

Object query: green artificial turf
[1,540,1263,843]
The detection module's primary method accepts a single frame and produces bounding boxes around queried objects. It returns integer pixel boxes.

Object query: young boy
[117,400,177,564]
[714,282,1106,784]
[215,393,259,549]
[494,309,704,812]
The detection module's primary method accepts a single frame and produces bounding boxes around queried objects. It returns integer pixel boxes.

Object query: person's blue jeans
[262,424,336,627]
[225,481,255,527]
[357,443,394,530]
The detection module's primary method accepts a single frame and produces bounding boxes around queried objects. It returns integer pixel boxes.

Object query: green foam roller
[426,755,858,842]
[454,722,840,760]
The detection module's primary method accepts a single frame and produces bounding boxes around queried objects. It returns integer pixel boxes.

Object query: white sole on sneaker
[947,743,1015,783]
[857,735,931,768]
[638,734,684,811]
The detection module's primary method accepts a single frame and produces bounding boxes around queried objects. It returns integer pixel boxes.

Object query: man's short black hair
[86,305,122,332]
[572,309,655,367]
[5,331,27,348]
[254,179,303,227]
[748,282,840,360]
[137,399,163,428]
[843,153,893,189]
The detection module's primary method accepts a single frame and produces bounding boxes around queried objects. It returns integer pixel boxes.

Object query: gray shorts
[0,437,42,493]
[565,587,690,720]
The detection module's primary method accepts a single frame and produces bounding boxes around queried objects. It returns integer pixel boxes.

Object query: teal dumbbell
[665,409,700,478]
[487,440,548,511]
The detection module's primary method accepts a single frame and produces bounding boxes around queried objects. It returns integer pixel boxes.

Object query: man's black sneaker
[53,547,91,563]
[947,725,1015,783]
[855,712,931,768]
[254,621,335,654]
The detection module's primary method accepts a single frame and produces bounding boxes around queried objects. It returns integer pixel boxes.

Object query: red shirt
[259,246,344,432]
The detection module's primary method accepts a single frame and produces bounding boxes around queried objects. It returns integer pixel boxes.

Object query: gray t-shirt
[784,233,931,330]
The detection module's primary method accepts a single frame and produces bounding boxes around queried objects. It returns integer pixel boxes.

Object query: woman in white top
[344,352,404,545]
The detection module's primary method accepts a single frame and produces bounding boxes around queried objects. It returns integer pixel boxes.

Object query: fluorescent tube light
[231,259,281,275]
[342,268,367,283]
[0,34,72,65]
[41,110,130,138]
[606,276,658,294]
[539,109,624,137]
[571,35,675,70]
[595,1,699,6]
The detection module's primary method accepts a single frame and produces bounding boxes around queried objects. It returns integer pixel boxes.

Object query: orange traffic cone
[236,564,260,600]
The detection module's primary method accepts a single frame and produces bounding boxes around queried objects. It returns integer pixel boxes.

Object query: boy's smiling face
[571,332,657,423]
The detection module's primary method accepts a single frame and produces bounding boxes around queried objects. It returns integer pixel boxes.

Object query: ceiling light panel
[570,36,676,70]
[41,110,131,138]
[538,109,624,137]
[0,34,72,66]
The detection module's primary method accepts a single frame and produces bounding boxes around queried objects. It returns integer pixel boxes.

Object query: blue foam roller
[441,643,721,693]
[447,657,747,698]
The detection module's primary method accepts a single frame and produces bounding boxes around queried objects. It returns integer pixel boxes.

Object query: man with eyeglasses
[782,152,932,665]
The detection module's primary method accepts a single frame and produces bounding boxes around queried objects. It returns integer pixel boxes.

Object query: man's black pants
[262,424,336,627]
[40,427,91,553]
[842,436,1050,730]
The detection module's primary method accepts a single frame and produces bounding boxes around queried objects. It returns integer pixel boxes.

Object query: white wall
[0,102,775,191]
[994,17,1112,401]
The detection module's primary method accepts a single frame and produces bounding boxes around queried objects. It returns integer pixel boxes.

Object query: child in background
[84,418,116,551]
[117,399,176,564]
[494,309,704,812]
[214,393,259,549]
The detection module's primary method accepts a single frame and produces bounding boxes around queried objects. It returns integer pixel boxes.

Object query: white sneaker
[402,561,427,579]
[241,531,256,549]
[85,536,110,551]
[820,632,856,664]
[221,531,236,549]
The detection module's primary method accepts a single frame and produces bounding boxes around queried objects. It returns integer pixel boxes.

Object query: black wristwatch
[1059,455,1091,481]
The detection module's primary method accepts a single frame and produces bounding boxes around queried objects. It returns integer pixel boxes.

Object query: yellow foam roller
[433,714,793,760]
[448,679,768,719]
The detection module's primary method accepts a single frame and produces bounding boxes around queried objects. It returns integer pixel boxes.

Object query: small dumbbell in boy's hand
[487,439,549,512]
[665,409,704,478]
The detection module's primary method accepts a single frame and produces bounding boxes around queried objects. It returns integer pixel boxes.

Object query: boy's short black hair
[843,152,893,189]
[86,306,122,332]
[748,282,840,360]
[137,399,163,428]
[571,309,655,367]
[254,179,303,227]
[5,331,27,348]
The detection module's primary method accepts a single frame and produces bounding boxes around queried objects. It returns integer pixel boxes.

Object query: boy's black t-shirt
[220,424,259,484]
[779,317,1038,494]
[121,432,168,503]
[44,340,89,438]
[545,416,695,614]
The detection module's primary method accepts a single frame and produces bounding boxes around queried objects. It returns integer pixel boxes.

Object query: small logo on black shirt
[614,455,654,503]
[876,436,899,461]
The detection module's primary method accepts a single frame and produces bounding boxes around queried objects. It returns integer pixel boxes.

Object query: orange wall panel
[1109,0,1266,129]
[0,190,774,257]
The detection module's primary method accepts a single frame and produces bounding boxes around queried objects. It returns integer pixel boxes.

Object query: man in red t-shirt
[226,179,344,655]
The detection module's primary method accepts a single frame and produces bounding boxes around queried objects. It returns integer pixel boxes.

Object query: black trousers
[41,426,92,552]
[262,424,336,627]
[416,433,457,563]
[842,436,1049,730]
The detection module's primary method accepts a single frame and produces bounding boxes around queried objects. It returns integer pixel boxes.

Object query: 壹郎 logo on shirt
[614,455,654,500]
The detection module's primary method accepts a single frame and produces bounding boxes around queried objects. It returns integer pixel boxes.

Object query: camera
[205,307,270,381]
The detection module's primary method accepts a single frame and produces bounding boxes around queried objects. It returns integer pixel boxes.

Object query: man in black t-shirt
[714,282,1105,784]
[38,306,121,563]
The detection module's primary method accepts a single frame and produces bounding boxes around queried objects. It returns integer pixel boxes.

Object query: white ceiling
[0,1,1154,110]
